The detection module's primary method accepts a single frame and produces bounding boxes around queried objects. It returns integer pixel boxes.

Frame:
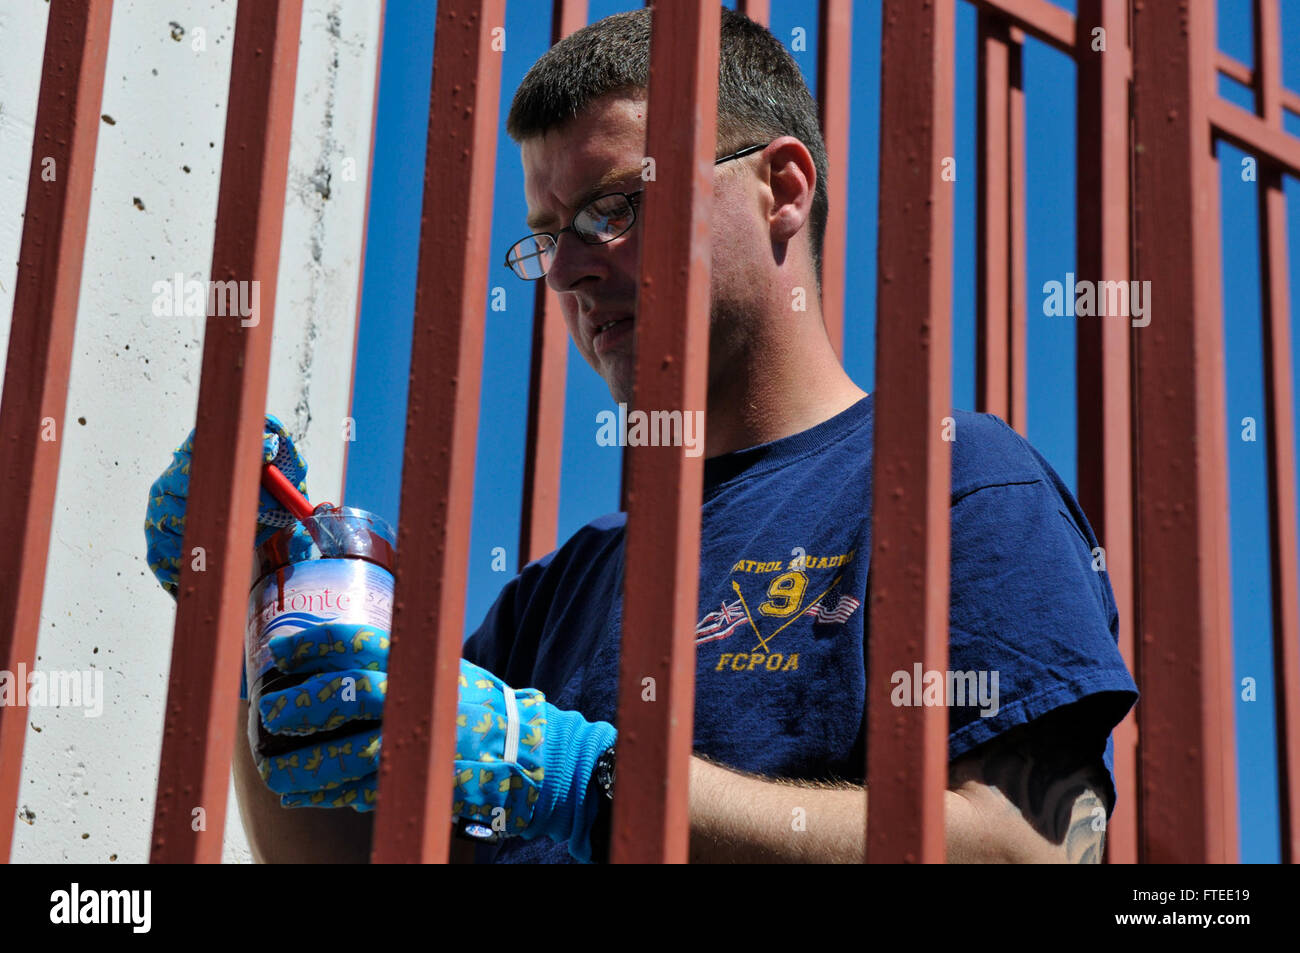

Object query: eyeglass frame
[503,141,770,280]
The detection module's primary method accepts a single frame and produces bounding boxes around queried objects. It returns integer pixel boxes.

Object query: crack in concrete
[290,3,348,445]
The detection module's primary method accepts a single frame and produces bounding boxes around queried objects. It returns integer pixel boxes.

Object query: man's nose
[544,230,607,294]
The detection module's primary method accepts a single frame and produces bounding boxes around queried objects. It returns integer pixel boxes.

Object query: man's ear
[764,137,816,244]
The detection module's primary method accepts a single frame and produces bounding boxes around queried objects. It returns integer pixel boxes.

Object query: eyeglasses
[504,142,769,280]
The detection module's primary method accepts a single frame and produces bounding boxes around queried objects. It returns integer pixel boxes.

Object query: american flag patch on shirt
[804,585,861,625]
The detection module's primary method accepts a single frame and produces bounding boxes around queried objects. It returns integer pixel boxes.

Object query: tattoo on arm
[949,707,1112,863]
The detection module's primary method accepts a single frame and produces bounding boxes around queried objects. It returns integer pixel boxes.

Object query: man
[148,7,1138,864]
[460,7,1137,862]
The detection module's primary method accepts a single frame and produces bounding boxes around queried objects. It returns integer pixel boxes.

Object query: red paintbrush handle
[261,463,317,522]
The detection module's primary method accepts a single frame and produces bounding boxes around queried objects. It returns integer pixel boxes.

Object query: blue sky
[343,0,1300,862]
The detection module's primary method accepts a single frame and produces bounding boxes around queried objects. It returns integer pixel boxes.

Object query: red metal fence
[2,0,1297,863]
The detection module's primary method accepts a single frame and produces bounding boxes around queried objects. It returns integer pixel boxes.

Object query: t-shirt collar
[702,394,873,496]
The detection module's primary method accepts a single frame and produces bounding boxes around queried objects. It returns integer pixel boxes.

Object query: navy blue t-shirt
[463,395,1139,863]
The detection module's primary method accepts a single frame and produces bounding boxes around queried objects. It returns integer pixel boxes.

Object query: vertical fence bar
[817,0,852,360]
[1204,126,1241,867]
[1253,0,1300,866]
[1006,28,1028,435]
[868,0,954,864]
[519,0,587,567]
[1260,162,1300,865]
[976,13,1011,422]
[0,0,112,864]
[610,0,720,865]
[1131,0,1238,863]
[520,275,567,564]
[975,15,1028,434]
[371,0,504,864]
[150,0,304,863]
[1253,0,1282,127]
[737,0,769,28]
[1075,0,1137,864]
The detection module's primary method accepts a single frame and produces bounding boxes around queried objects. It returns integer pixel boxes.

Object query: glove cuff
[525,702,616,863]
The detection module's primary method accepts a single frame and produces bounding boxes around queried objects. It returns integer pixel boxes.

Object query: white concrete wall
[0,0,382,863]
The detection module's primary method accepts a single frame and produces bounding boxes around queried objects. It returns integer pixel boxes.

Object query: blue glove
[455,659,617,863]
[144,413,311,597]
[268,624,616,862]
[256,622,388,811]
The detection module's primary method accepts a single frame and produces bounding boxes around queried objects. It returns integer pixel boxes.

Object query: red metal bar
[1210,99,1300,177]
[1216,51,1253,88]
[0,0,112,864]
[1204,125,1241,865]
[520,280,568,564]
[522,278,569,564]
[1007,29,1027,435]
[816,0,851,360]
[1254,0,1300,869]
[1217,49,1300,118]
[976,13,1011,422]
[1254,0,1282,125]
[520,305,568,560]
[519,0,587,567]
[974,17,1027,435]
[737,0,769,27]
[610,0,720,865]
[371,0,504,864]
[972,0,1075,57]
[340,0,388,509]
[1074,0,1137,864]
[1259,163,1300,865]
[151,0,304,863]
[868,0,954,865]
[1131,0,1238,863]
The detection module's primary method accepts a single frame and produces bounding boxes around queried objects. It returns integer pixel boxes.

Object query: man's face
[520,93,757,405]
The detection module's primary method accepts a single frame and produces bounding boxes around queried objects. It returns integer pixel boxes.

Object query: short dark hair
[506,6,829,295]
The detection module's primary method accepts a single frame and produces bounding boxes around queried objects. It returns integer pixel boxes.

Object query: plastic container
[245,506,396,761]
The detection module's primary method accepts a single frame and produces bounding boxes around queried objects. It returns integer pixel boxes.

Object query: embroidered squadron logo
[695,547,861,673]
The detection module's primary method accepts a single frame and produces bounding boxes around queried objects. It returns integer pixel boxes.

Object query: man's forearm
[687,754,990,863]
[232,699,376,863]
[232,700,477,863]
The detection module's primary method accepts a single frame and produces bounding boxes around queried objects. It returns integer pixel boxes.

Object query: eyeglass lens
[508,193,636,278]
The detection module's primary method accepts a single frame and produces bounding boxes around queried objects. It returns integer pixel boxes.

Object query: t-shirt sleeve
[945,476,1138,813]
[462,555,554,687]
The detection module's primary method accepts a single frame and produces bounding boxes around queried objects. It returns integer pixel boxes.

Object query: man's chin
[597,362,633,406]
